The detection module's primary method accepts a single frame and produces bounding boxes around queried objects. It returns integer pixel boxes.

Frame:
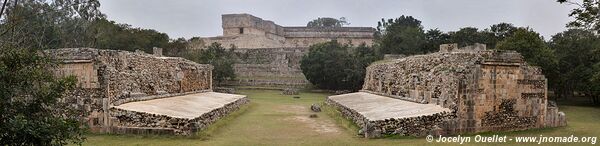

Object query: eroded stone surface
[328,92,450,121]
[113,92,245,119]
[111,92,248,135]
[328,44,567,138]
[47,48,248,135]
[192,14,374,49]
[190,14,376,88]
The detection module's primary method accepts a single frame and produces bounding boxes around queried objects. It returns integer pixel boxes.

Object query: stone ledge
[326,92,453,138]
[110,92,249,135]
[112,89,212,106]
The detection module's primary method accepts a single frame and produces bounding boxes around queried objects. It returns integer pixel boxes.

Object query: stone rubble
[282,88,299,95]
[310,104,321,112]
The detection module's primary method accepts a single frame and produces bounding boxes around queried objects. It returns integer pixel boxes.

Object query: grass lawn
[80,89,600,146]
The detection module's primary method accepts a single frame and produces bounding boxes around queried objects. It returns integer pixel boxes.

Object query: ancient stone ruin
[47,48,248,135]
[327,43,567,138]
[190,14,375,88]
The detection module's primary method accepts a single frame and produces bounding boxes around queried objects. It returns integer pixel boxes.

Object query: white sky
[98,0,577,40]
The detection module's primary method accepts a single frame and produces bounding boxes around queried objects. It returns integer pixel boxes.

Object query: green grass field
[80,89,600,146]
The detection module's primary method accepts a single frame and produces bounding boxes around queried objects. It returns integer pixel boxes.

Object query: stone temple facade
[47,48,248,135]
[196,13,374,49]
[190,14,375,88]
[327,44,567,138]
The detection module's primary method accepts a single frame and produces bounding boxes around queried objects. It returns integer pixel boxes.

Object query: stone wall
[46,48,213,132]
[222,13,285,37]
[355,44,566,136]
[222,47,311,88]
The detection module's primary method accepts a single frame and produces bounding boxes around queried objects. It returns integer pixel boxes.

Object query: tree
[163,37,188,57]
[497,28,555,67]
[558,0,600,32]
[0,0,101,144]
[424,29,451,53]
[483,23,518,48]
[300,41,380,91]
[0,47,84,145]
[549,29,600,103]
[488,23,517,40]
[449,27,488,48]
[90,18,169,53]
[0,0,104,50]
[180,43,236,86]
[307,17,349,27]
[374,16,427,55]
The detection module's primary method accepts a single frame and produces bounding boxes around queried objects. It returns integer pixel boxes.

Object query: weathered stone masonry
[224,47,310,87]
[328,44,567,138]
[47,48,248,135]
[192,14,376,87]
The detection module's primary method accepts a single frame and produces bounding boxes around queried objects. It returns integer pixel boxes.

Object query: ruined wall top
[200,14,375,49]
[46,48,213,105]
[222,13,285,36]
[220,13,374,38]
[283,27,375,32]
[439,43,486,53]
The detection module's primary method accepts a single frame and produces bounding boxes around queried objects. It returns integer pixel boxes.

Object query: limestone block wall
[46,48,213,131]
[361,46,566,135]
[283,37,373,48]
[283,27,374,38]
[222,13,285,36]
[201,35,286,49]
[225,47,311,87]
[195,14,375,49]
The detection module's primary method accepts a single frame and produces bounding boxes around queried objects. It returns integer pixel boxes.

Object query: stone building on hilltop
[192,13,374,49]
[327,43,567,138]
[189,14,376,88]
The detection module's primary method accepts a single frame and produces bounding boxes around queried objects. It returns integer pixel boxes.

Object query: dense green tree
[307,17,349,27]
[0,0,101,145]
[483,23,518,48]
[424,29,451,53]
[549,29,600,104]
[592,63,600,104]
[90,19,169,53]
[0,0,103,50]
[488,23,517,40]
[163,37,188,57]
[300,41,380,91]
[558,0,600,32]
[180,43,236,86]
[496,28,556,67]
[374,16,427,55]
[449,27,488,48]
[0,47,83,145]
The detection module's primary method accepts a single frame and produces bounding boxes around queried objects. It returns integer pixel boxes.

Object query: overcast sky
[98,0,576,40]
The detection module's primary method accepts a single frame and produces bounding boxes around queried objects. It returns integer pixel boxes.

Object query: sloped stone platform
[326,92,452,137]
[110,92,249,135]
